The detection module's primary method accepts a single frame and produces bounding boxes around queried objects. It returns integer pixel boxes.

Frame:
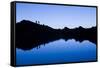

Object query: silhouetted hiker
[38,21,40,24]
[35,21,38,23]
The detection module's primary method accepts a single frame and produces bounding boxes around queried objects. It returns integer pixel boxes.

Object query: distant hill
[16,20,97,38]
[16,20,54,32]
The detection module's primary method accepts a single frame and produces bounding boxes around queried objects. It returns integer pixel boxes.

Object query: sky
[16,3,96,29]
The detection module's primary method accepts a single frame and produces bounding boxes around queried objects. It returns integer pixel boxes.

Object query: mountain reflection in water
[16,37,96,50]
[16,20,97,50]
[16,39,96,65]
[16,20,97,65]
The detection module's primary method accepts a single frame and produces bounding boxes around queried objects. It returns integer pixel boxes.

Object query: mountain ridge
[17,20,96,30]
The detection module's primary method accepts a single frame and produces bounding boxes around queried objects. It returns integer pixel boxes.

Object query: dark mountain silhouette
[16,20,97,50]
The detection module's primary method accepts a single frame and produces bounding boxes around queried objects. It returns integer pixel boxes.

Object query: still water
[16,39,96,65]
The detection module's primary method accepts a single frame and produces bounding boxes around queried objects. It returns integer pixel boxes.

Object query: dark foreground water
[16,39,96,66]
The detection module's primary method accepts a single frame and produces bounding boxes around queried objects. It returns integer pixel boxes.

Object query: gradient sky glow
[16,3,96,29]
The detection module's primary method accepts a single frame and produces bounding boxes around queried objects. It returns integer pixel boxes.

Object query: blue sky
[16,3,96,29]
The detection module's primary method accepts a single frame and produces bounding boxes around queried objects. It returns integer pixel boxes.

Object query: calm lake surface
[16,39,96,65]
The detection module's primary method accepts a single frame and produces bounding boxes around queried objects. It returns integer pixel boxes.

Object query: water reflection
[16,39,96,65]
[16,36,97,50]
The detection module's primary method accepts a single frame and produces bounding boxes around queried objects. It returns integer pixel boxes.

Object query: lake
[16,39,96,66]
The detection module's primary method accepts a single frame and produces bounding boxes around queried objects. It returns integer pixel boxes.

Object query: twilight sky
[16,3,96,29]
